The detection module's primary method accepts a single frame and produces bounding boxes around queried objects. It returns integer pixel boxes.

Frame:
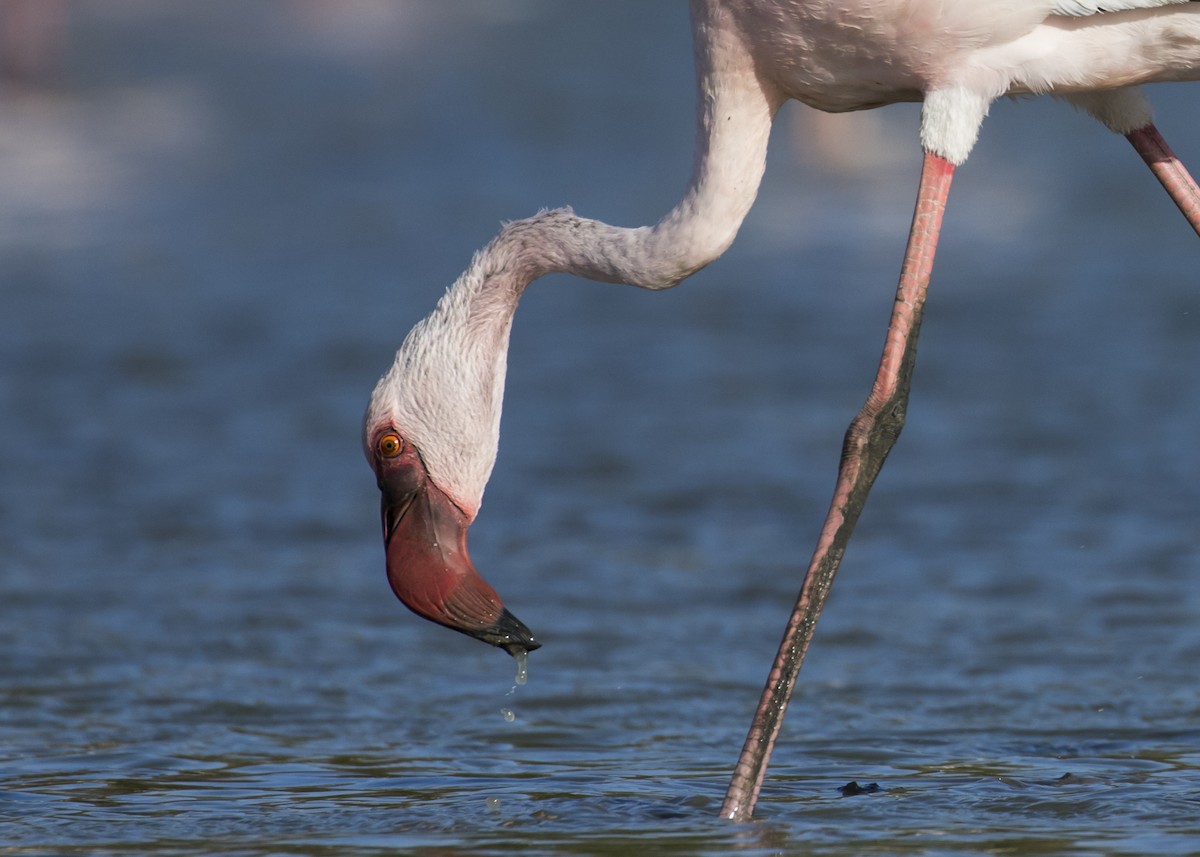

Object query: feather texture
[1053,0,1191,16]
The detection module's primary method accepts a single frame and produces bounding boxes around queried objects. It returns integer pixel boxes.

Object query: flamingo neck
[466,26,779,303]
[371,11,778,511]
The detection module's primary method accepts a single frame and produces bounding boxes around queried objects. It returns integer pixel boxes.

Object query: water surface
[1,2,1198,854]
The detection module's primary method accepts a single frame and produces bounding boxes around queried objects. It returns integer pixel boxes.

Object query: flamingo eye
[378,433,402,458]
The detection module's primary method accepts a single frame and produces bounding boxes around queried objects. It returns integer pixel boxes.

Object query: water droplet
[486,796,502,810]
[514,649,529,686]
[501,707,515,722]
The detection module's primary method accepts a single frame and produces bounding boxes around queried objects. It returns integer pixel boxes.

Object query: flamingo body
[719,0,1200,161]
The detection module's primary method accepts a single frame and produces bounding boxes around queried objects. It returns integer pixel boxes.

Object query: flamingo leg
[720,150,955,822]
[1126,124,1200,236]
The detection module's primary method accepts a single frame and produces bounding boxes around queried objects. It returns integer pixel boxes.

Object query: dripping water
[513,649,529,686]
[500,648,530,722]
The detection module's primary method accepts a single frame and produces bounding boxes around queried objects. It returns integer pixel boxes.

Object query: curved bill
[381,472,540,657]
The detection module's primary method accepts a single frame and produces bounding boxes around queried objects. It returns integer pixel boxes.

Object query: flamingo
[363,0,1200,822]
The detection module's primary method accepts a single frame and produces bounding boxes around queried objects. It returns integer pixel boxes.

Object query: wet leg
[720,150,955,821]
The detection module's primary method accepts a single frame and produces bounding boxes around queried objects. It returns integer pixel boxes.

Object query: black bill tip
[475,607,541,657]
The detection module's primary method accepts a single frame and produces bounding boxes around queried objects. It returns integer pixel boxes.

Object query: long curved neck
[375,6,779,513]
[459,7,780,320]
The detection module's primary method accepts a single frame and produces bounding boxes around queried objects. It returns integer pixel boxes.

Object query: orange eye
[377,433,402,458]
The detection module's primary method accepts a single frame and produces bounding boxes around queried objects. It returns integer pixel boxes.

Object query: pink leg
[1126,124,1200,236]
[720,151,956,822]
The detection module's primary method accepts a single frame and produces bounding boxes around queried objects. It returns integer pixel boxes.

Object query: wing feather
[1053,0,1193,16]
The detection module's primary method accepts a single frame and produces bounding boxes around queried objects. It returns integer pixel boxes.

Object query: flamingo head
[363,276,540,658]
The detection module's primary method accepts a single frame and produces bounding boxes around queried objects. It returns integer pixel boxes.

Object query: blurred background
[1,2,1197,853]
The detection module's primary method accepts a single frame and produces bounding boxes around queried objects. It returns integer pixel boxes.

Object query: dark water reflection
[2,2,1199,854]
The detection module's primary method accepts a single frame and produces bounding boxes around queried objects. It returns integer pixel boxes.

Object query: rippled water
[2,3,1199,855]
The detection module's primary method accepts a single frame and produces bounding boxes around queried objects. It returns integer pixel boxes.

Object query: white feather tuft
[920,86,993,165]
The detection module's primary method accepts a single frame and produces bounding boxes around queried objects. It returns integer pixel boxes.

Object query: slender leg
[1126,124,1200,237]
[720,150,956,822]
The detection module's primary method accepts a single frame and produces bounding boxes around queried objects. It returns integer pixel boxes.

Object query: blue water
[1,2,1198,854]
